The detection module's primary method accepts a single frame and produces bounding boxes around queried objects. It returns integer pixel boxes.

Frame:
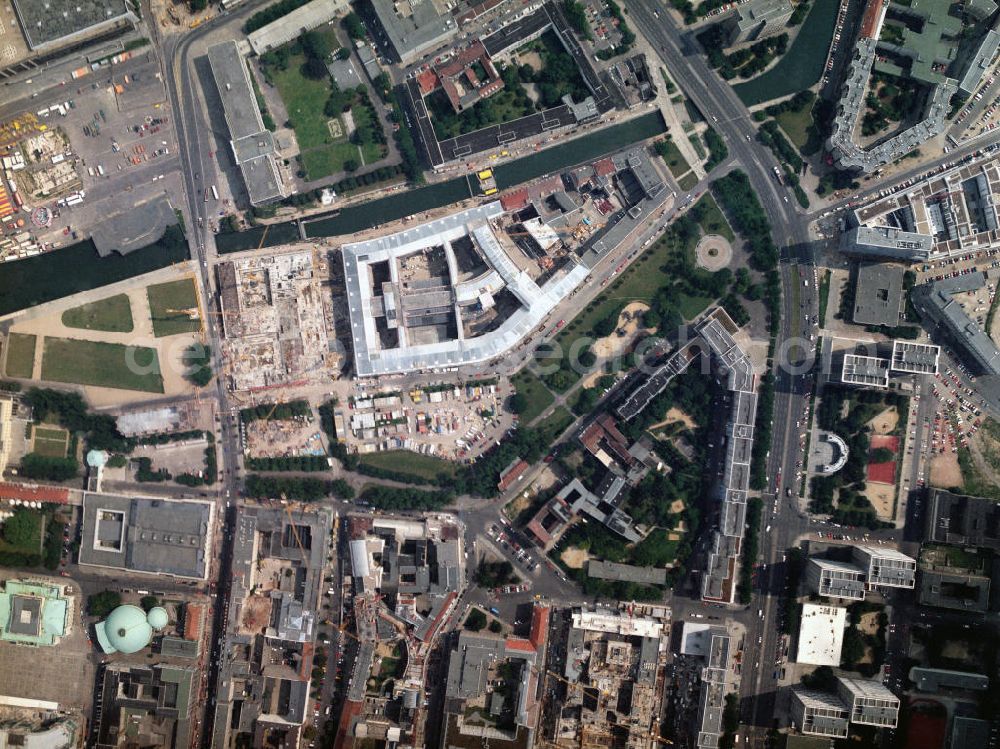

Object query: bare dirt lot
[864,483,895,520]
[560,546,590,569]
[592,302,652,359]
[867,407,899,435]
[930,451,962,488]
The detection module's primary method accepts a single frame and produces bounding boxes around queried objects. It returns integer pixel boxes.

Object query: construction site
[215,249,337,392]
[550,605,672,749]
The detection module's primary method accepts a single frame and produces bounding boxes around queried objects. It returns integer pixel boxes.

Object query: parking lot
[1,49,185,257]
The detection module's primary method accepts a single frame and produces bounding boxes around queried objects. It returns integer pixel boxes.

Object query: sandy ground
[695,234,733,271]
[858,612,880,636]
[560,546,590,569]
[592,302,652,359]
[667,531,682,541]
[7,278,202,406]
[864,482,895,520]
[669,498,685,513]
[867,407,899,435]
[930,452,962,488]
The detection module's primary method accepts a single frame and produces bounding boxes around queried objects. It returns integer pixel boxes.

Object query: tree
[337,47,351,61]
[509,392,529,415]
[464,608,487,631]
[344,159,359,172]
[302,55,329,80]
[140,595,160,612]
[488,620,503,633]
[183,344,213,387]
[88,590,122,618]
[343,12,366,40]
[189,0,208,10]
[300,30,332,62]
[841,626,866,667]
[2,508,38,548]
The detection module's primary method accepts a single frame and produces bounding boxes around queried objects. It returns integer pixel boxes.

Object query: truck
[489,607,501,616]
[211,185,219,201]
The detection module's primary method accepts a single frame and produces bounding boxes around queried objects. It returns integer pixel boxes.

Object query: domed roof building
[95,604,168,655]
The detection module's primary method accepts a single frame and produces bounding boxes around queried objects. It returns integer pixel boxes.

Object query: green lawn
[0,508,43,555]
[536,406,574,440]
[4,333,36,378]
[146,278,201,337]
[31,425,69,458]
[678,172,699,191]
[267,47,386,179]
[512,369,556,423]
[678,293,712,320]
[656,138,691,179]
[696,193,735,241]
[40,338,164,392]
[61,294,134,333]
[356,450,457,482]
[774,107,817,153]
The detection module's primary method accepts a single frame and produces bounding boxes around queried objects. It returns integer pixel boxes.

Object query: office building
[807,558,867,601]
[722,0,793,45]
[852,545,916,590]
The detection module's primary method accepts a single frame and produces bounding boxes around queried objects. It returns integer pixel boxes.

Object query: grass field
[774,107,820,154]
[678,172,699,191]
[0,508,43,555]
[657,138,691,179]
[146,278,201,337]
[536,406,574,440]
[733,0,838,106]
[678,294,712,320]
[357,450,458,481]
[267,39,385,179]
[41,338,164,392]
[696,193,735,242]
[512,369,556,423]
[31,426,69,458]
[554,194,725,351]
[4,333,36,378]
[61,294,134,333]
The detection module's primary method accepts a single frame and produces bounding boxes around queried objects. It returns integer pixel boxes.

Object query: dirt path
[867,407,899,435]
[592,302,652,359]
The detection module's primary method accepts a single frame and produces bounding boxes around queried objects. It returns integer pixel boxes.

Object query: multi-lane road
[628,3,820,741]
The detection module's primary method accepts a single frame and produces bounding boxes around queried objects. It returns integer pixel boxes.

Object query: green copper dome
[95,605,155,655]
[146,606,169,630]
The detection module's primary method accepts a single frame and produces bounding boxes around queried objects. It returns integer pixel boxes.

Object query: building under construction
[215,250,333,391]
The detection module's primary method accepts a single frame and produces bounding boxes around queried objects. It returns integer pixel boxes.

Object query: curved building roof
[95,604,166,654]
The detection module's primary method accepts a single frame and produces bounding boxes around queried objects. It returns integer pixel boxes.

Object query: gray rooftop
[853,262,904,327]
[842,354,890,388]
[207,41,285,206]
[79,493,213,579]
[369,0,457,64]
[925,488,1000,550]
[12,0,135,50]
[247,0,350,55]
[587,560,667,586]
[909,667,989,693]
[445,631,503,699]
[843,225,934,261]
[912,273,1000,376]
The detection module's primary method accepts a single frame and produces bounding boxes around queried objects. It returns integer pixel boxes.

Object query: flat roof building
[12,0,136,52]
[806,558,867,601]
[93,664,196,749]
[951,717,992,748]
[795,604,847,666]
[852,544,916,590]
[891,340,940,375]
[207,41,286,206]
[908,667,989,693]
[852,262,904,327]
[79,493,214,580]
[918,568,991,612]
[369,0,458,64]
[722,0,793,45]
[911,272,1000,376]
[837,676,899,728]
[0,579,70,647]
[925,488,1000,551]
[842,226,934,262]
[587,560,667,586]
[791,688,850,738]
[841,354,891,388]
[247,0,351,54]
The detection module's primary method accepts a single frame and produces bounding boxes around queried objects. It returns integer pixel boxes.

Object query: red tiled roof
[860,0,885,39]
[501,189,529,211]
[184,603,205,642]
[417,68,440,95]
[0,482,70,503]
[505,637,536,653]
[529,605,549,651]
[594,157,616,177]
[497,459,529,491]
